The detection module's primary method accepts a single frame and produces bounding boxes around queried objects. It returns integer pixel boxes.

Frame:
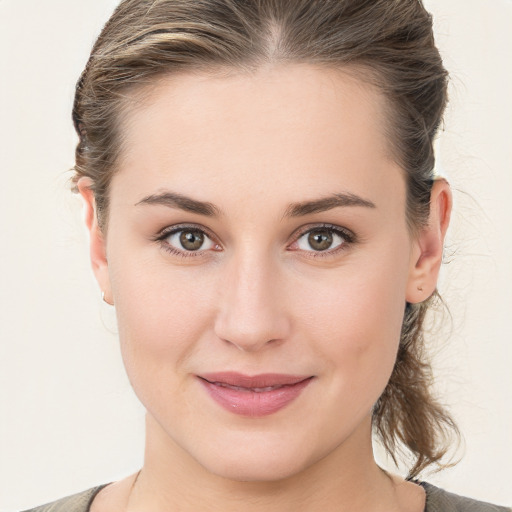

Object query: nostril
[220,335,280,352]
[213,271,291,351]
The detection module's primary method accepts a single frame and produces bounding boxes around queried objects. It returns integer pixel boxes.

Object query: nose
[214,251,291,352]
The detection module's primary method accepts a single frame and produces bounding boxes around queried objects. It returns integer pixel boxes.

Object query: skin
[79,64,451,512]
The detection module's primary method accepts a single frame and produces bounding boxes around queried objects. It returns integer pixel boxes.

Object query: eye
[292,225,353,255]
[157,225,219,256]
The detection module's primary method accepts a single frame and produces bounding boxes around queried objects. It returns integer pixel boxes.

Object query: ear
[406,178,452,304]
[77,177,113,305]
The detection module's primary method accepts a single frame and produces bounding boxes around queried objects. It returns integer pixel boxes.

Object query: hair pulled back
[73,0,458,477]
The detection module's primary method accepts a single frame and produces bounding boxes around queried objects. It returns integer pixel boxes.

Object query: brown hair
[72,0,458,477]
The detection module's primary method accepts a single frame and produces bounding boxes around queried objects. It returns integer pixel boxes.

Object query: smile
[198,372,314,417]
[210,382,290,392]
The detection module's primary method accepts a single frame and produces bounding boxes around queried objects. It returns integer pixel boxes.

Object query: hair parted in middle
[72,0,459,477]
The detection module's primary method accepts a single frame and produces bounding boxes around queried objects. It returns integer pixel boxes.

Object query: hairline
[94,62,410,236]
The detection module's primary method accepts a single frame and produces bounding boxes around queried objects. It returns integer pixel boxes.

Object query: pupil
[308,230,333,251]
[180,230,204,251]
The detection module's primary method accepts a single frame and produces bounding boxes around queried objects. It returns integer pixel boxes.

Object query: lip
[198,372,314,417]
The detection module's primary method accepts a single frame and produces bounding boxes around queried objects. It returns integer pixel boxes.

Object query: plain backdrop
[0,0,511,510]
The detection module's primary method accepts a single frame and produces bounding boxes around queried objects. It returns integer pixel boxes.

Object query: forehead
[113,64,403,213]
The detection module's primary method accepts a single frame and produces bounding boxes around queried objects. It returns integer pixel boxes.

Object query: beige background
[0,0,511,510]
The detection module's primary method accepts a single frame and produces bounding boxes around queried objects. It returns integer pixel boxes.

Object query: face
[83,65,442,482]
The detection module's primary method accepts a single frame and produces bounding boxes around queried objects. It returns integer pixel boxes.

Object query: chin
[188,430,325,483]
[202,452,311,483]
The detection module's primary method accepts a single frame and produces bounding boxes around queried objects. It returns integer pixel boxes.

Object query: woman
[20,0,510,511]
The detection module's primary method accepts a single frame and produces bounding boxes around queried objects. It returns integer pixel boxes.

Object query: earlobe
[77,177,113,305]
[406,178,452,304]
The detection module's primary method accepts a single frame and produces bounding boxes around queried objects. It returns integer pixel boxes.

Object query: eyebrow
[136,191,221,216]
[284,193,376,217]
[135,190,376,217]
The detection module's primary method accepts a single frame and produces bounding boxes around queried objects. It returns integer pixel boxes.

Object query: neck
[125,414,423,512]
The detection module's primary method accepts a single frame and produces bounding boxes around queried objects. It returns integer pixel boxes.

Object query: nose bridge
[214,246,289,352]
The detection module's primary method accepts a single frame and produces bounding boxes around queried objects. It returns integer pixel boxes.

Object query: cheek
[294,251,409,397]
[108,251,219,378]
[299,260,406,345]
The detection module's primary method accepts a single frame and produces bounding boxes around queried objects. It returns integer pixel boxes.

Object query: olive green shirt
[22,482,511,512]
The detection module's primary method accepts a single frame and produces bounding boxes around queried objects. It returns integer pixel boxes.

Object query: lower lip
[199,377,313,417]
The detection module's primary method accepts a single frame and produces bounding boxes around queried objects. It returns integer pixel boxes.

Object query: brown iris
[180,230,204,251]
[308,229,333,251]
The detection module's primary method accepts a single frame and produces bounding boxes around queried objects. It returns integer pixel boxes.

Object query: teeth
[214,382,284,392]
[253,386,279,392]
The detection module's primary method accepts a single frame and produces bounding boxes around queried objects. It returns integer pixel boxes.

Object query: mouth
[197,372,314,417]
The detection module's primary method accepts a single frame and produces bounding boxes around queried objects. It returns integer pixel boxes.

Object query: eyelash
[154,224,220,259]
[154,223,356,259]
[291,224,356,259]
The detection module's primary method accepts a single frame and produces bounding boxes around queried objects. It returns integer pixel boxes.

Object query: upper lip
[199,372,313,389]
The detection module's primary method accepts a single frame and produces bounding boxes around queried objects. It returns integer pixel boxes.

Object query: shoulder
[421,482,511,512]
[21,485,108,512]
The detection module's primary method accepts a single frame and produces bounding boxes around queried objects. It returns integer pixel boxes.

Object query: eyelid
[288,223,356,256]
[152,222,356,259]
[293,223,355,240]
[154,223,222,256]
[155,223,218,242]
